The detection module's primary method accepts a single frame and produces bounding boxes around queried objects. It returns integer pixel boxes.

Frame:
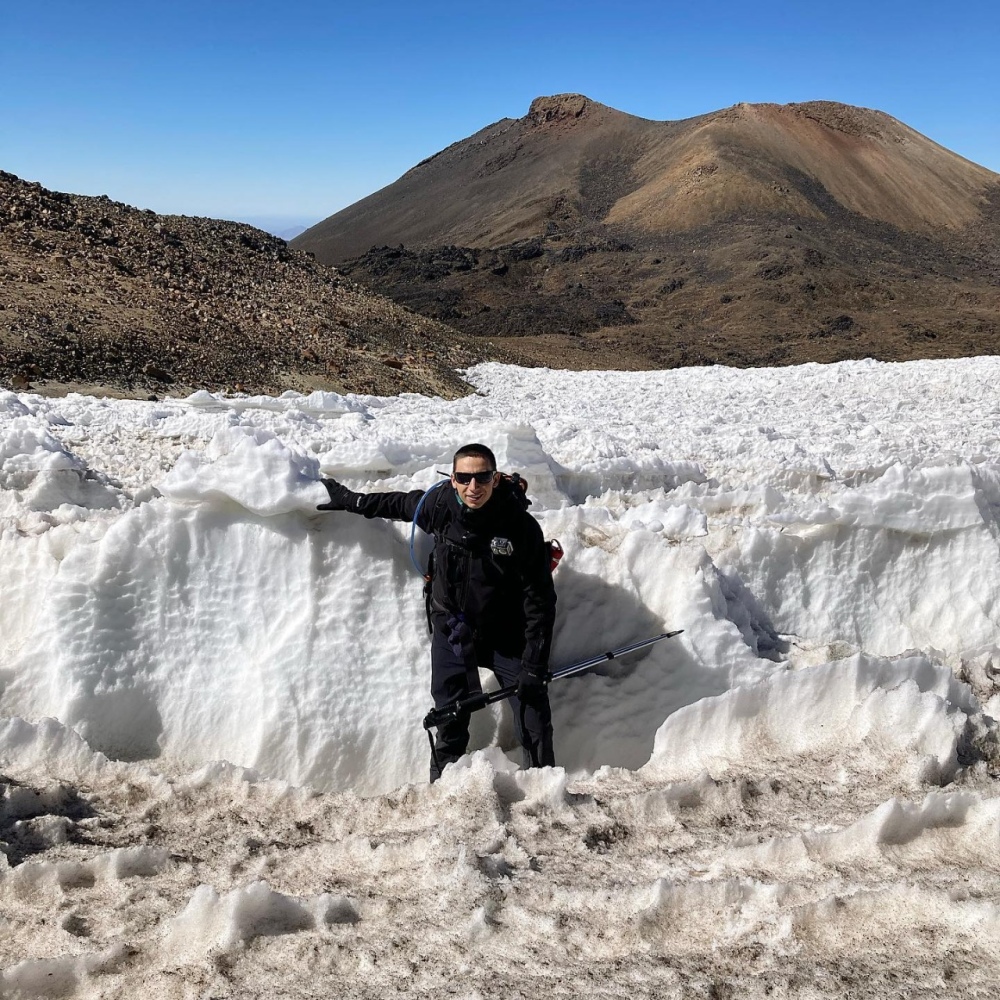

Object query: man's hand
[317,478,356,511]
[517,660,548,701]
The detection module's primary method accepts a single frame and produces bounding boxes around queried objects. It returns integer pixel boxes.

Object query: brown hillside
[296,94,666,259]
[296,95,1000,370]
[0,171,527,398]
[607,101,997,233]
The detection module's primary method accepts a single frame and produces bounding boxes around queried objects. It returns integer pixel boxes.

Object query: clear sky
[2,0,997,234]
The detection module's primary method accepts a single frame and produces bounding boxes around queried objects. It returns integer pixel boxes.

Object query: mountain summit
[294,95,1000,370]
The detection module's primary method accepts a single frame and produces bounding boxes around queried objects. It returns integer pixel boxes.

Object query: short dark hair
[453,443,496,470]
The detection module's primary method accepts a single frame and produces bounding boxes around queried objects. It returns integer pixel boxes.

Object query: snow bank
[1,359,999,796]
[719,790,1000,879]
[643,653,976,785]
[160,426,328,516]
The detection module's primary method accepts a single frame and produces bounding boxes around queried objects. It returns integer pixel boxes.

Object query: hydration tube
[408,478,449,576]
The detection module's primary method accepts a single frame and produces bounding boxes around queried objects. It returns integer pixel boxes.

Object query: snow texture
[1,357,1000,996]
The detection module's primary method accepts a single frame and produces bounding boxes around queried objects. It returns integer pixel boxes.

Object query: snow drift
[2,358,1000,996]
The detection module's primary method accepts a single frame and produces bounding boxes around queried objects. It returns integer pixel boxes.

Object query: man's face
[452,455,499,510]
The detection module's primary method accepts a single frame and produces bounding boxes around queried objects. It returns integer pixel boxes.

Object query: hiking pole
[422,629,684,732]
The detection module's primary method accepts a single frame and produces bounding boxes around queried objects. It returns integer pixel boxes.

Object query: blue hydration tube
[409,479,448,576]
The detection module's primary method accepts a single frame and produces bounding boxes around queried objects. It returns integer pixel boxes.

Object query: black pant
[428,626,554,782]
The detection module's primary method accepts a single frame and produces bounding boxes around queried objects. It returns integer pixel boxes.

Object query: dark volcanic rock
[340,242,636,337]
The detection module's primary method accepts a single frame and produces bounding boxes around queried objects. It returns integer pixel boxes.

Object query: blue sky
[2,0,997,234]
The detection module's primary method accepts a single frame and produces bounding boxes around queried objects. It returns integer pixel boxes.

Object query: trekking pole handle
[422,629,683,730]
[423,689,496,729]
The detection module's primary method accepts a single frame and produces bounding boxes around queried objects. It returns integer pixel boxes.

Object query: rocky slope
[295,95,1000,370]
[0,171,525,398]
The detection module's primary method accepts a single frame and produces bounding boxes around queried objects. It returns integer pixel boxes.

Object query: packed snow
[1,357,1000,997]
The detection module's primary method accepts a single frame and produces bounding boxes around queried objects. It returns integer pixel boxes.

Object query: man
[318,443,557,781]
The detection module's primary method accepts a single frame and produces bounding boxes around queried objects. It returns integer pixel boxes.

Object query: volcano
[295,94,1000,370]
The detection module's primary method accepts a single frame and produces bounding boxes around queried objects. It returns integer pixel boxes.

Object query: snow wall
[1,359,999,795]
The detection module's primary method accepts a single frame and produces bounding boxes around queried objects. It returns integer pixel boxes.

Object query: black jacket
[342,480,556,664]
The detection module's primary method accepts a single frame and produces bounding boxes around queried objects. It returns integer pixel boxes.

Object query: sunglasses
[453,470,496,486]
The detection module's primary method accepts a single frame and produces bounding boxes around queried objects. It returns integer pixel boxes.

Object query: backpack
[500,474,564,572]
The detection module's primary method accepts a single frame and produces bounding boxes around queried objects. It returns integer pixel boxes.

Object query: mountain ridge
[0,170,527,397]
[296,94,999,261]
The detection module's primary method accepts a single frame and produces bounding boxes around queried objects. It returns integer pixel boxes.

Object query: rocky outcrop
[527,94,590,125]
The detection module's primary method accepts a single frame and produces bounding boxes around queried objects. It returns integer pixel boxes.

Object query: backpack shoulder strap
[409,479,450,578]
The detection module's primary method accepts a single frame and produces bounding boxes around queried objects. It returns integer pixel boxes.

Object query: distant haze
[231,216,319,240]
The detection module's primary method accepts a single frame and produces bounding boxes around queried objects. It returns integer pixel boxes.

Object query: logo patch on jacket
[490,537,514,557]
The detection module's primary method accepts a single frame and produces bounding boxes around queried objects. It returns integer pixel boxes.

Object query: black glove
[446,615,475,659]
[317,478,356,511]
[516,660,548,701]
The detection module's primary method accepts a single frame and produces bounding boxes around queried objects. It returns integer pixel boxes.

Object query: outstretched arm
[317,478,425,523]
